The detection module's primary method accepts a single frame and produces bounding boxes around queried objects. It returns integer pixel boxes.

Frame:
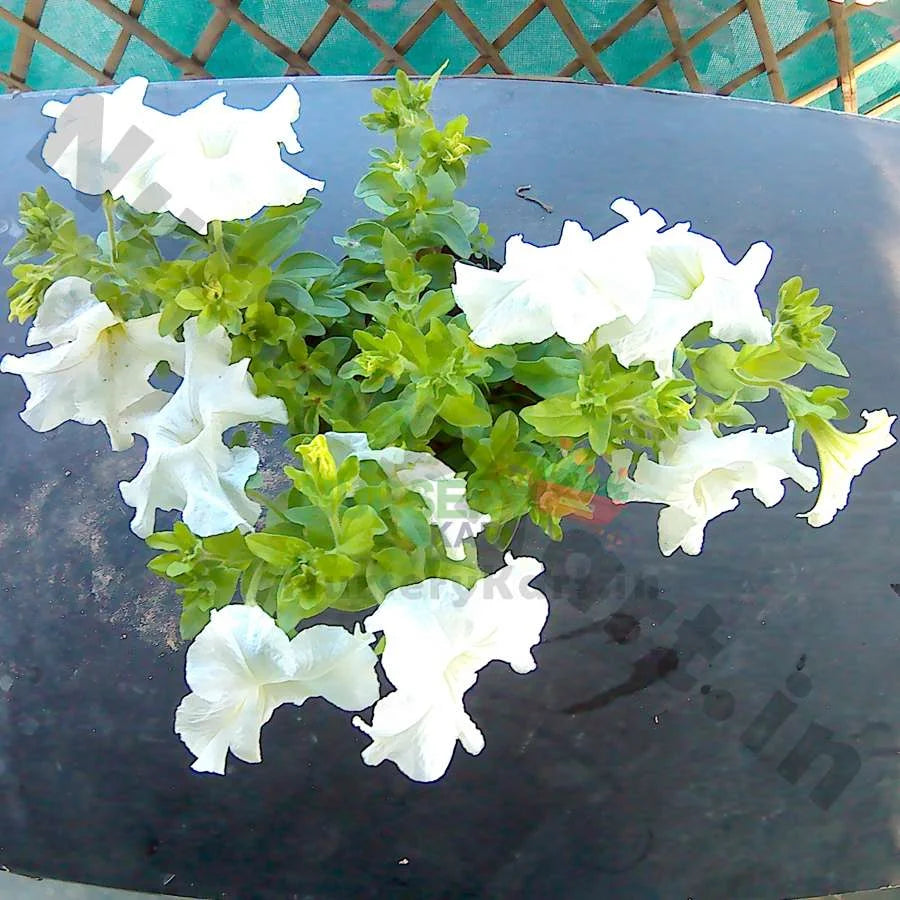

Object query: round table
[0,76,898,900]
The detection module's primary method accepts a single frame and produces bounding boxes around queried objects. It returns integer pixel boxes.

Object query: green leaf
[395,67,413,104]
[158,302,191,336]
[269,275,315,313]
[174,287,206,311]
[305,289,350,318]
[409,387,438,437]
[334,222,386,262]
[439,390,492,428]
[734,384,770,403]
[487,517,520,551]
[362,398,410,446]
[284,505,334,546]
[367,547,425,600]
[388,316,430,371]
[391,502,432,547]
[717,403,756,427]
[738,347,805,381]
[355,171,403,214]
[382,229,410,274]
[245,533,311,569]
[588,415,611,455]
[276,569,328,630]
[418,253,454,290]
[307,336,351,381]
[329,577,381,613]
[231,200,320,265]
[781,384,850,422]
[513,358,581,398]
[489,410,519,457]
[520,396,588,438]
[414,289,455,329]
[278,251,337,279]
[690,344,745,396]
[802,342,849,377]
[316,552,359,582]
[181,604,213,641]
[203,528,254,566]
[337,505,388,556]
[423,213,471,258]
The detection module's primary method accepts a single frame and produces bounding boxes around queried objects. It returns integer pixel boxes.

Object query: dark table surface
[0,75,898,900]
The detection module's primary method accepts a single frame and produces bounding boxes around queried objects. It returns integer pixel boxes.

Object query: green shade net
[0,0,896,117]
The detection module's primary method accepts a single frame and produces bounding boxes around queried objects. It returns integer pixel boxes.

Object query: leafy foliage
[5,68,855,640]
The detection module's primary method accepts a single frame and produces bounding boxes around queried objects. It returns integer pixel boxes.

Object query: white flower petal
[119,319,287,538]
[465,553,548,674]
[175,605,304,775]
[657,505,707,557]
[357,556,547,781]
[353,688,484,783]
[174,689,277,774]
[800,409,896,527]
[618,421,818,556]
[27,275,108,346]
[365,578,473,692]
[324,430,442,480]
[607,197,667,237]
[266,624,380,711]
[172,320,288,428]
[42,78,324,234]
[185,605,297,701]
[177,607,380,775]
[370,555,548,687]
[453,216,654,348]
[41,77,167,199]
[453,267,557,347]
[0,277,184,450]
[175,692,242,775]
[593,206,774,378]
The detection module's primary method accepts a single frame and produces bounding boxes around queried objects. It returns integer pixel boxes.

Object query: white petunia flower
[0,276,184,450]
[175,604,379,775]
[324,431,490,560]
[799,410,896,527]
[594,201,774,378]
[353,553,548,782]
[350,688,484,785]
[452,215,656,347]
[602,197,667,245]
[41,76,170,199]
[42,76,324,234]
[610,421,819,556]
[119,319,288,538]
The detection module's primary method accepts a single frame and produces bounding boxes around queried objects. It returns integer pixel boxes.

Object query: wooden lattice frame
[0,0,897,118]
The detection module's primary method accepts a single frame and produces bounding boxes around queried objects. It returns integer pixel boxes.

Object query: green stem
[734,368,782,391]
[211,220,226,257]
[102,193,118,263]
[325,505,342,546]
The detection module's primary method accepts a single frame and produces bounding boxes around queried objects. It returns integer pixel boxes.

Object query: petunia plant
[1,69,894,782]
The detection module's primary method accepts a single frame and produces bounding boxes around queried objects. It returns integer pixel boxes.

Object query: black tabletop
[0,76,898,900]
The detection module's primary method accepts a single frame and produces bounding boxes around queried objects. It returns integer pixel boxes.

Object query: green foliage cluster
[148,435,481,639]
[5,69,853,640]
